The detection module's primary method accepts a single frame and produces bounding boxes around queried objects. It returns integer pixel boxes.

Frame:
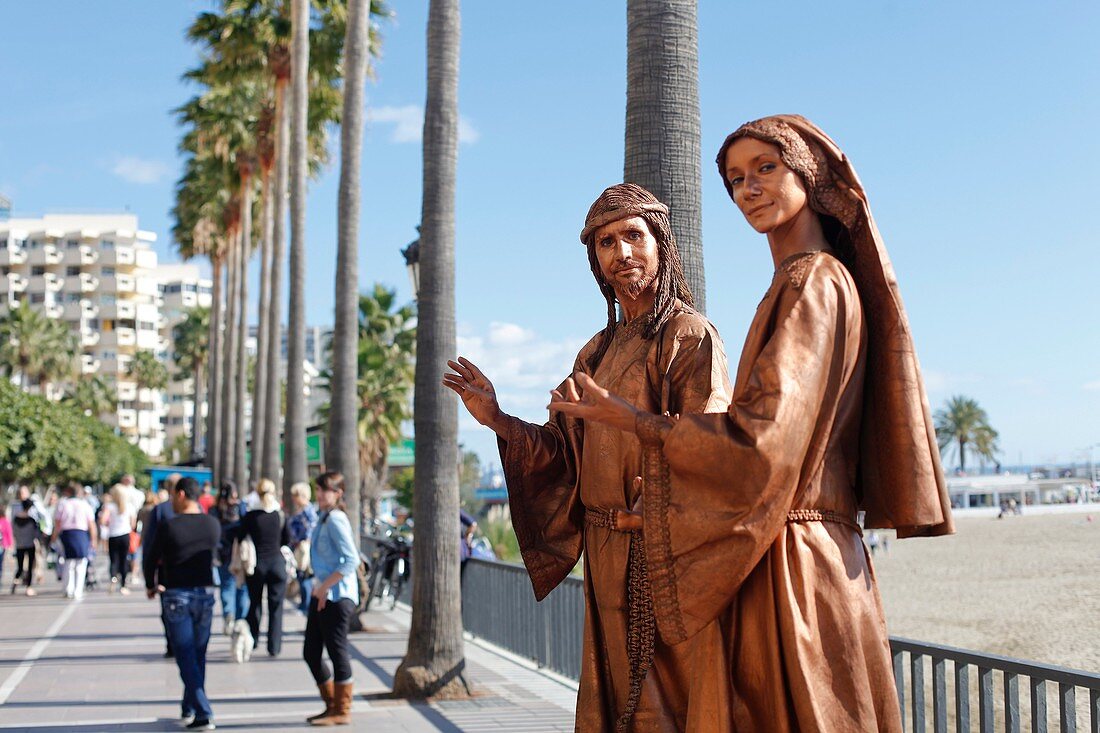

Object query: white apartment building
[154,264,213,463]
[0,213,169,457]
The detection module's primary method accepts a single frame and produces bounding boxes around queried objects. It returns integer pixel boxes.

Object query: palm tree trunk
[235,175,252,491]
[326,0,369,538]
[191,361,205,460]
[207,257,222,480]
[284,0,310,501]
[393,0,465,700]
[624,0,705,311]
[263,81,289,487]
[251,172,272,483]
[959,438,967,472]
[220,231,240,485]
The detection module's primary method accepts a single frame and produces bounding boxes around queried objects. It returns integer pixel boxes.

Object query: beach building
[154,263,213,462]
[0,212,171,457]
[947,473,1096,508]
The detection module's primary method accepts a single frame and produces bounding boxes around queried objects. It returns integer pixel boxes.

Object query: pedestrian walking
[303,471,359,726]
[52,482,97,600]
[144,476,219,731]
[100,484,136,594]
[0,502,14,588]
[143,473,182,658]
[11,496,40,596]
[241,479,290,657]
[287,482,318,616]
[209,481,249,634]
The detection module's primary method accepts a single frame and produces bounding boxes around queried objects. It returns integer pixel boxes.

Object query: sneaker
[185,719,215,730]
[25,588,36,597]
[179,713,195,727]
[119,586,131,596]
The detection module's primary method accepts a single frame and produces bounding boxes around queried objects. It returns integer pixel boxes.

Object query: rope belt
[786,508,862,534]
[584,507,636,532]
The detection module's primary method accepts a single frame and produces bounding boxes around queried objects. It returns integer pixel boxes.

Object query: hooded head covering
[579,183,670,246]
[717,115,953,537]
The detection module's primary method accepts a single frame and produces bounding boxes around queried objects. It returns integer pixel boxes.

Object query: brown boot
[306,680,335,723]
[310,681,352,726]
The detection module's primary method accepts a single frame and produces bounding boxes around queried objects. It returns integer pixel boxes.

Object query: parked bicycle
[363,521,411,611]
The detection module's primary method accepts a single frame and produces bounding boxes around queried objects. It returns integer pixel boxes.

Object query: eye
[729,176,744,187]
[627,230,642,241]
[598,237,612,248]
[759,162,776,174]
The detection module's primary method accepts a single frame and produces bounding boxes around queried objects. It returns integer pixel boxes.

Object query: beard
[624,272,655,299]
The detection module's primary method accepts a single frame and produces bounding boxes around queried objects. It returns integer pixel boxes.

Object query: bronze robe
[499,303,732,731]
[639,252,903,732]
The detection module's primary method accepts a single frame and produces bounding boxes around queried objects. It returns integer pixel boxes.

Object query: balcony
[78,273,98,292]
[28,272,64,292]
[44,303,63,319]
[117,381,137,401]
[99,300,136,321]
[116,327,136,347]
[98,245,136,268]
[62,245,98,266]
[80,355,100,374]
[99,274,135,293]
[117,409,137,429]
[27,244,62,266]
[0,247,27,266]
[80,329,100,347]
[7,273,28,292]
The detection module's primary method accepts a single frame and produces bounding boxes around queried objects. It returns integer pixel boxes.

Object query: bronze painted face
[592,215,660,301]
[723,137,810,234]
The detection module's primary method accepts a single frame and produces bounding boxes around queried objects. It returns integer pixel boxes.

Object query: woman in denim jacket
[303,471,360,726]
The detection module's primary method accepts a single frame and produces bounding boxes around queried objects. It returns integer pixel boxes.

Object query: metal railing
[459,558,1100,731]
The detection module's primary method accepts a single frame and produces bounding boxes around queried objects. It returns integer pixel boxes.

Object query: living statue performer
[551,115,955,732]
[442,183,732,731]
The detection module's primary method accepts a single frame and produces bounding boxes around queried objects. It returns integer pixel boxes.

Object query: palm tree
[320,285,415,535]
[393,0,466,700]
[284,0,311,496]
[127,350,170,453]
[0,303,52,391]
[971,424,1001,472]
[65,374,118,418]
[326,0,374,535]
[934,395,996,473]
[623,0,705,311]
[172,305,211,459]
[33,318,79,397]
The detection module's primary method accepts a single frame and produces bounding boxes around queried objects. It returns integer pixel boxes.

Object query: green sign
[275,432,324,464]
[388,438,415,467]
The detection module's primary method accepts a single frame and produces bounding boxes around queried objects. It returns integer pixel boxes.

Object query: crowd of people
[1,471,361,729]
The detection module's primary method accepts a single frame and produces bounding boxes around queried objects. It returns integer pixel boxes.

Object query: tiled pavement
[0,559,577,731]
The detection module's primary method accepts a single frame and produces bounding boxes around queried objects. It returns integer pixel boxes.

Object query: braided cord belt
[584,508,654,731]
[786,508,862,534]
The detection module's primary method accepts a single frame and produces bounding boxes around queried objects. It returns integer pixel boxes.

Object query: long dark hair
[216,480,238,518]
[584,210,694,372]
[315,471,347,514]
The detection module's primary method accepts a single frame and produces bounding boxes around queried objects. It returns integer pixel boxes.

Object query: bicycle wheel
[364,556,386,611]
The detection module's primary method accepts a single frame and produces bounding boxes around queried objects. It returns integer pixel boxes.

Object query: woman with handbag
[287,482,318,615]
[241,479,290,657]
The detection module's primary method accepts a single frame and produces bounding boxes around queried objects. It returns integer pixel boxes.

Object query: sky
[2,1,1099,470]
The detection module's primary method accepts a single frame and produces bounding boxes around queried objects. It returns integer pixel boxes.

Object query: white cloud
[111,156,170,184]
[1084,379,1100,391]
[369,104,479,145]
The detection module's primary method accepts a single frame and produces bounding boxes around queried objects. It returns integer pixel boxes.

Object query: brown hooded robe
[630,116,954,732]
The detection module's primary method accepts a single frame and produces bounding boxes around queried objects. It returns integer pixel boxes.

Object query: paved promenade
[0,561,577,731]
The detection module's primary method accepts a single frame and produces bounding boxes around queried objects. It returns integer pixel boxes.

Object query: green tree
[172,305,211,459]
[934,395,996,473]
[64,375,118,418]
[320,285,415,534]
[0,303,57,391]
[624,0,704,310]
[394,0,466,700]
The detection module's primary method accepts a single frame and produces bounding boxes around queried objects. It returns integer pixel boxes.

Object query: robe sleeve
[650,313,733,419]
[497,345,597,600]
[639,259,861,644]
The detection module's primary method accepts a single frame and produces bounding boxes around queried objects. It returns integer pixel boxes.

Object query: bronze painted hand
[442,357,506,433]
[548,372,641,434]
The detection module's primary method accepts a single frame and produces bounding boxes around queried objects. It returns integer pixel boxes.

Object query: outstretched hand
[443,357,505,432]
[548,372,640,434]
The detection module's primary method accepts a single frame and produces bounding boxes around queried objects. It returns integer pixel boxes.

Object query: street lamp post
[401,231,420,301]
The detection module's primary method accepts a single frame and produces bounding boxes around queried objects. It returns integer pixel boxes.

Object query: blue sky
[2,1,1098,470]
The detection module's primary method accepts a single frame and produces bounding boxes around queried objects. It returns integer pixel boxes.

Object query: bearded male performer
[443,183,731,731]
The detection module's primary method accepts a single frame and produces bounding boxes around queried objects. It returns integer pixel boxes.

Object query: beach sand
[873,512,1100,672]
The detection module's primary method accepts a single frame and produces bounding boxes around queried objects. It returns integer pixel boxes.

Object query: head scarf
[717,115,953,538]
[579,183,670,245]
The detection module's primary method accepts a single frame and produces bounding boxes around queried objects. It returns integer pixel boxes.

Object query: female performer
[550,115,953,731]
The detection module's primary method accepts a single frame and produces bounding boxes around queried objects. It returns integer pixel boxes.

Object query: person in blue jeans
[145,476,220,731]
[209,481,249,633]
[286,482,318,615]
